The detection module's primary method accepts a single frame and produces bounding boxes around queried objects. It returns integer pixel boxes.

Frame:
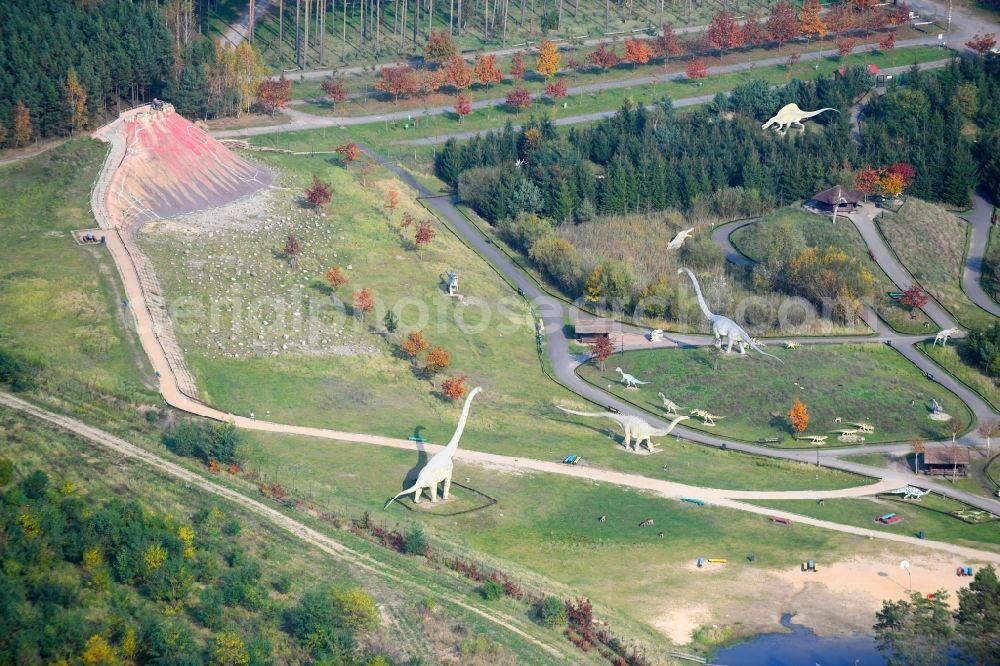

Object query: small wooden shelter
[810,186,863,213]
[574,318,612,343]
[922,446,970,477]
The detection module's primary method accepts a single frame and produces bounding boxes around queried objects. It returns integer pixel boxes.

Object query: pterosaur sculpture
[678,267,782,362]
[384,387,482,508]
[556,406,688,452]
[761,104,838,133]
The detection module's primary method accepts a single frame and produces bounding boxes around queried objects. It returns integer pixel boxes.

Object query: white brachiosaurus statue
[384,387,482,508]
[678,268,782,362]
[557,406,689,452]
[761,103,838,133]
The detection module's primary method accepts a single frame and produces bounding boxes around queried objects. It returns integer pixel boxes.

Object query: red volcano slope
[106,104,272,226]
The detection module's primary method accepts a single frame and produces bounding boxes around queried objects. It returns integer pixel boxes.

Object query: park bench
[770,516,791,526]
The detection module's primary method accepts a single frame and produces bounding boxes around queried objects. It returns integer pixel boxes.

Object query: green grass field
[877,199,996,329]
[577,345,972,444]
[0,139,157,417]
[238,427,908,646]
[750,494,1000,552]
[139,151,866,491]
[731,208,934,334]
[920,341,1000,412]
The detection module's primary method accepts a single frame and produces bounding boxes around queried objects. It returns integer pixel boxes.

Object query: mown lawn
[877,198,996,329]
[577,344,972,444]
[920,341,1000,412]
[731,208,933,334]
[140,151,864,491]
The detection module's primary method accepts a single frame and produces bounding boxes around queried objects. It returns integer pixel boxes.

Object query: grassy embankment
[138,150,865,491]
[731,208,934,334]
[577,345,973,444]
[878,198,996,329]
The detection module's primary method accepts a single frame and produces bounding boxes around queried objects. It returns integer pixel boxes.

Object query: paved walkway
[960,190,1000,317]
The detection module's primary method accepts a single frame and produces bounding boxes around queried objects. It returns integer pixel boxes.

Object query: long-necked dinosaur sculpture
[556,405,688,452]
[678,267,782,362]
[384,386,482,508]
[761,103,838,133]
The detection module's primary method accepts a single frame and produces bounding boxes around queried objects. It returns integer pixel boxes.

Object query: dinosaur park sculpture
[690,409,724,426]
[616,367,648,390]
[885,485,931,501]
[384,387,482,508]
[847,421,875,433]
[657,392,683,416]
[933,327,962,347]
[798,435,828,444]
[678,267,782,362]
[556,406,689,452]
[784,341,798,350]
[443,270,459,296]
[761,104,838,133]
[667,227,695,250]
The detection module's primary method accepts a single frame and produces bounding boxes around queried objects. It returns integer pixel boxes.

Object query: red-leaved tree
[623,38,654,67]
[900,285,929,312]
[587,43,621,70]
[966,32,998,56]
[441,375,469,401]
[414,220,436,257]
[655,23,685,62]
[686,59,709,80]
[879,31,896,51]
[444,53,473,90]
[767,1,800,53]
[593,335,614,371]
[305,175,332,209]
[336,142,362,163]
[321,76,347,107]
[256,78,292,116]
[836,36,858,57]
[454,93,472,122]
[742,12,767,49]
[545,79,568,99]
[353,288,374,322]
[707,10,744,57]
[505,87,533,111]
[375,65,421,101]
[509,51,526,80]
[473,54,503,89]
[854,166,882,201]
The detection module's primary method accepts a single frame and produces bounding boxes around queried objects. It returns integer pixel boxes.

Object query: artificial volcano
[102,102,273,226]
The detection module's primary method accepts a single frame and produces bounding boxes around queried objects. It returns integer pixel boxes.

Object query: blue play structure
[682,497,706,506]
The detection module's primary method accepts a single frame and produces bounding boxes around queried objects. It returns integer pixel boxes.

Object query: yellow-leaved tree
[535,39,560,79]
[65,69,87,134]
[799,0,826,39]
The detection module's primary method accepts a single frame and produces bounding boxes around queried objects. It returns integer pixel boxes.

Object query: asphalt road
[960,190,1000,317]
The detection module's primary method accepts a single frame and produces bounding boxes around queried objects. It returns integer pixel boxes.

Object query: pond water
[711,615,885,666]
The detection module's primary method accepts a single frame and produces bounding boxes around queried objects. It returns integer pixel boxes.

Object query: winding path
[960,190,1000,316]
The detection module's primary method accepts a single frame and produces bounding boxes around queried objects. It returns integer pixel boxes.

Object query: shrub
[0,457,13,486]
[0,348,38,391]
[540,596,567,627]
[403,525,428,556]
[20,470,49,499]
[480,580,504,601]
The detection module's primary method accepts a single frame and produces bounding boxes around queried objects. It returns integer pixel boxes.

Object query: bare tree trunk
[557,0,562,29]
[401,0,407,49]
[575,0,578,18]
[483,0,488,34]
[429,0,433,32]
[249,0,255,43]
[604,0,609,31]
[319,0,326,66]
[279,0,284,64]
[449,0,454,34]
[457,0,462,33]
[296,0,302,67]
[413,0,418,46]
[344,0,348,47]
[304,0,310,68]
[502,0,508,43]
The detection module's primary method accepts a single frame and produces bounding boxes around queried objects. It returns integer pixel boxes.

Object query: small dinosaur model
[798,435,828,444]
[885,485,931,500]
[933,328,962,347]
[556,406,689,452]
[761,104,838,133]
[784,341,799,350]
[667,227,695,250]
[690,409,724,426]
[616,367,648,389]
[847,421,875,433]
[657,392,683,416]
[678,268,782,362]
[384,387,482,508]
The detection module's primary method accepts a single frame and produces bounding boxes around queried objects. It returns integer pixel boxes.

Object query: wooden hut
[574,318,613,343]
[810,186,863,213]
[922,446,970,477]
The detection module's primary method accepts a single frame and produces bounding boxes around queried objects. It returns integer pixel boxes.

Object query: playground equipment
[878,512,903,525]
[802,560,819,572]
[707,559,727,564]
[682,497,706,506]
[697,557,706,567]
[562,454,580,465]
[956,566,974,576]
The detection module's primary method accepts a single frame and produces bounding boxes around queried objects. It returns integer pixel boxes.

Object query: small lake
[711,615,885,665]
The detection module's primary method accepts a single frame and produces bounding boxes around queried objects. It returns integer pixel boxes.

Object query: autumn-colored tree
[353,287,374,322]
[283,234,301,268]
[454,93,472,121]
[545,79,568,99]
[879,31,896,51]
[324,265,348,292]
[707,11,744,56]
[401,330,429,360]
[888,162,916,186]
[966,32,998,56]
[256,77,292,115]
[854,166,882,200]
[860,8,888,35]
[799,0,826,39]
[505,87,533,110]
[305,175,332,209]
[587,43,621,70]
[685,59,709,80]
[233,42,268,115]
[210,632,250,666]
[12,101,32,146]
[900,285,928,311]
[742,12,768,48]
[826,4,855,33]
[336,142,362,163]
[321,76,347,107]
[767,2,800,52]
[510,51,526,80]
[880,171,906,199]
[622,38,654,67]
[536,39,560,79]
[473,54,503,89]
[375,66,421,101]
[444,54,473,89]
[384,190,400,214]
[441,375,469,401]
[977,418,999,452]
[423,346,451,375]
[65,69,87,134]
[835,36,857,57]
[423,29,458,64]
[888,1,912,26]
[417,68,447,97]
[414,220,436,256]
[787,397,809,434]
[81,634,116,665]
[655,23,685,60]
[593,335,614,371]
[786,49,802,70]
